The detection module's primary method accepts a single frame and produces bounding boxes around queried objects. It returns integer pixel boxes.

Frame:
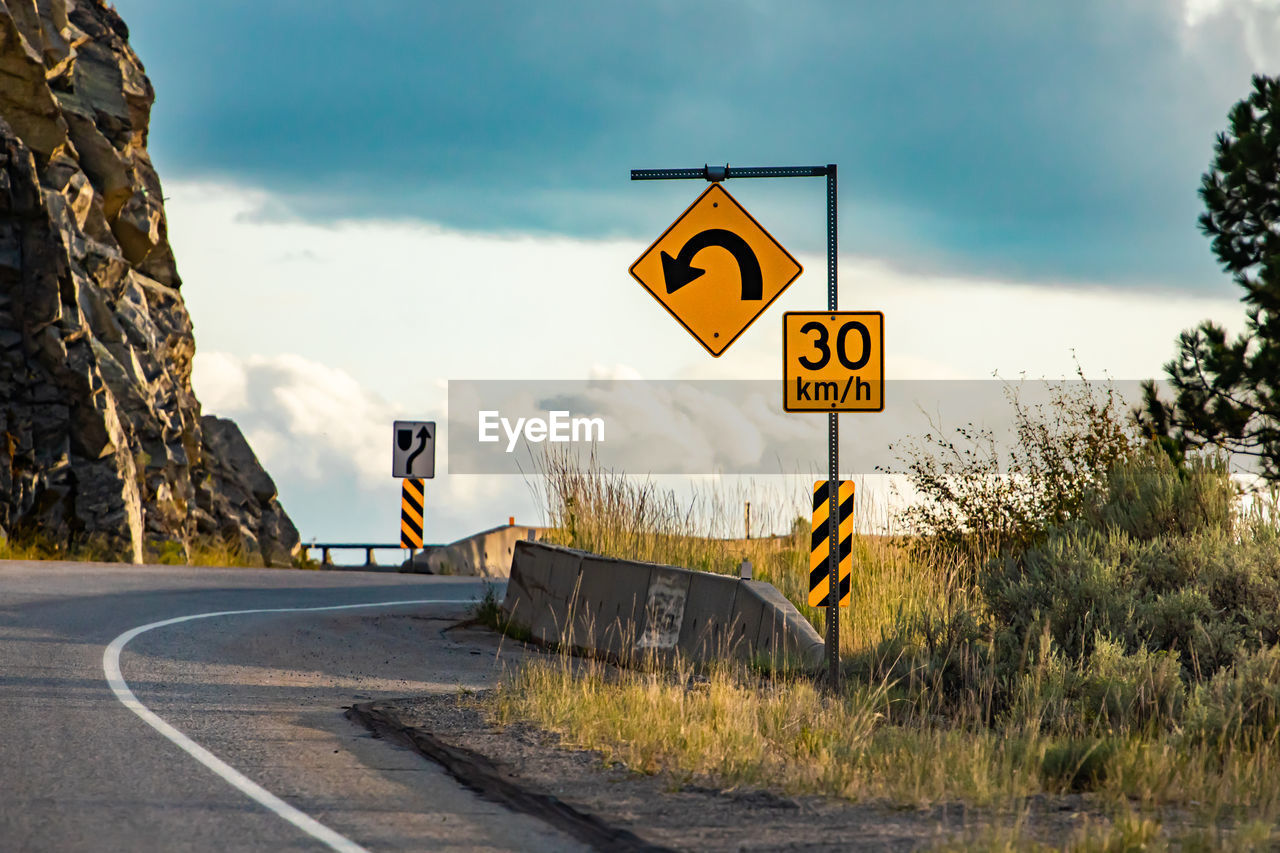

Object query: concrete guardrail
[405,524,548,578]
[500,540,824,671]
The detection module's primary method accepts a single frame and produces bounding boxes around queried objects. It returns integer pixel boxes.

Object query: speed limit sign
[783,311,884,412]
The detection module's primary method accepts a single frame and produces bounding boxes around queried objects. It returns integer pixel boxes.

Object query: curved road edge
[102,598,474,853]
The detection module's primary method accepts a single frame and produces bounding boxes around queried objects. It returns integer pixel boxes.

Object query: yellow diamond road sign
[629,183,802,357]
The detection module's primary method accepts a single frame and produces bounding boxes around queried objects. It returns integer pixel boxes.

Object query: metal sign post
[631,164,843,690]
[823,164,840,692]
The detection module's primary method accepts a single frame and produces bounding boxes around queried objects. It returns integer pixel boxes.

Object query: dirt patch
[352,692,1100,852]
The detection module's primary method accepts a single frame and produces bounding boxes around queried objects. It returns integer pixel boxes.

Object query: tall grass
[535,447,967,655]
[484,377,1280,846]
[490,650,1056,806]
[491,647,1280,845]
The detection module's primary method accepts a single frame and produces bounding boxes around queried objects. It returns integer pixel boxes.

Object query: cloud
[172,179,1253,540]
[192,350,545,542]
[168,179,1247,394]
[119,0,1263,291]
[1183,0,1280,66]
[449,377,1208,479]
[193,352,401,490]
[192,350,248,412]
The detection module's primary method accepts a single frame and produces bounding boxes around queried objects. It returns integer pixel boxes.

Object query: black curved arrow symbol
[660,229,763,300]
[404,425,431,475]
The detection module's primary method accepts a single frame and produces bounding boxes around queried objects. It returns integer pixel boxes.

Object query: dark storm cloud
[114,0,1261,292]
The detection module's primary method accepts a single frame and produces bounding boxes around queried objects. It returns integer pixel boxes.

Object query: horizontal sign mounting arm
[631,165,831,181]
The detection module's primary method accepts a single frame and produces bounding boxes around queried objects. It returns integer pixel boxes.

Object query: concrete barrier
[501,541,824,671]
[406,524,548,578]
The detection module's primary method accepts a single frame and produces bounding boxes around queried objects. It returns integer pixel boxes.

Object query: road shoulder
[352,685,1009,851]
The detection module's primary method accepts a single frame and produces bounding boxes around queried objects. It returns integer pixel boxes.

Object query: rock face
[0,0,298,564]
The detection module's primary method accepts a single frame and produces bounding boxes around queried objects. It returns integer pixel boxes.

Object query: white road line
[102,597,473,853]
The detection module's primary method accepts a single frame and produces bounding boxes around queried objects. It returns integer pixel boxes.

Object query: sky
[107,0,1279,547]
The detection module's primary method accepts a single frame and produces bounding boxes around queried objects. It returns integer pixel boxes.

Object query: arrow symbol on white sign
[404,425,430,476]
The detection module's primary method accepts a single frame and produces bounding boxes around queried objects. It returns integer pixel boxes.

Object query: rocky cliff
[0,0,298,564]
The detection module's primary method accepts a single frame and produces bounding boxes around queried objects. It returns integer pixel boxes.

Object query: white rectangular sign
[392,420,436,479]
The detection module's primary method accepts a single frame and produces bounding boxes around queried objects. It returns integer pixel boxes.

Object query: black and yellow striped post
[809,480,853,607]
[400,478,425,549]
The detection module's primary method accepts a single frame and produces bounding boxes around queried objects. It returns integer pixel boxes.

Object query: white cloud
[192,350,248,411]
[1182,0,1280,67]
[693,257,1245,383]
[169,180,1251,541]
[192,349,544,542]
[168,180,1245,397]
[194,352,401,490]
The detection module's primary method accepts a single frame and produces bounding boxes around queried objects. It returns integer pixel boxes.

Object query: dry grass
[491,629,1280,849]
[183,540,271,568]
[493,622,1280,813]
[0,530,281,568]
[535,447,968,655]
[485,444,1280,848]
[0,531,128,562]
[0,536,55,561]
[490,654,1046,805]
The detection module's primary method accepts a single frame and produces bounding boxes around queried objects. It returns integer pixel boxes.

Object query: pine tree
[1141,74,1280,480]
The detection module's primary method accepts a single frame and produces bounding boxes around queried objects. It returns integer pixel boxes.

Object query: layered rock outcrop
[0,0,298,564]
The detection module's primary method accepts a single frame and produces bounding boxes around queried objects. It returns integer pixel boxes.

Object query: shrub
[1184,645,1280,747]
[147,539,188,565]
[1004,634,1185,735]
[983,450,1279,680]
[1090,450,1236,541]
[886,372,1138,568]
[882,376,1280,741]
[1074,638,1185,732]
[470,583,504,629]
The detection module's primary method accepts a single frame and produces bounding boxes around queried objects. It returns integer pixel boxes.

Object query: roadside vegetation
[150,539,289,568]
[0,530,300,568]
[534,447,959,657]
[485,375,1280,849]
[0,531,139,563]
[482,75,1280,848]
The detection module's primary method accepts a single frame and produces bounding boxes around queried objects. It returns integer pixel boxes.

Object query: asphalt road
[0,560,591,853]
